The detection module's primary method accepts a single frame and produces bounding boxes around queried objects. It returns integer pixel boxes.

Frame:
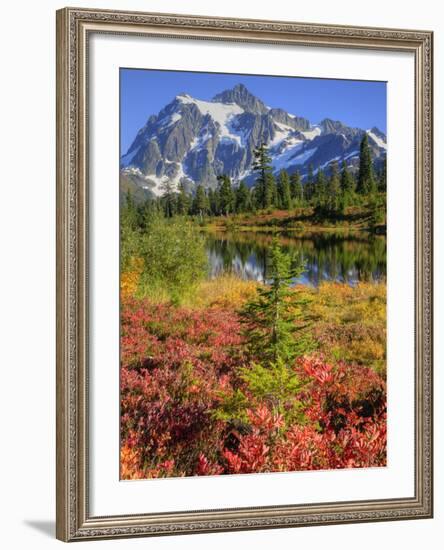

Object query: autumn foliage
[120,288,386,479]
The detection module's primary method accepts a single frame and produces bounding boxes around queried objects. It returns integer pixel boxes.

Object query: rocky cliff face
[120,83,386,198]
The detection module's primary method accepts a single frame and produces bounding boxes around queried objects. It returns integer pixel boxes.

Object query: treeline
[124,134,386,221]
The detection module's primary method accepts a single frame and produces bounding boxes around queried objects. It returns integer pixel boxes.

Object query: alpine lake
[204,230,386,286]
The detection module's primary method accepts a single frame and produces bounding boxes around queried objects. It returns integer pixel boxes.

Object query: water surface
[205,231,386,286]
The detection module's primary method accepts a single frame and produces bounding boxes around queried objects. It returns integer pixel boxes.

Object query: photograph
[119,69,388,480]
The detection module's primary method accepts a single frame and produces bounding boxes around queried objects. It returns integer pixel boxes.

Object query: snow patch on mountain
[273,144,316,172]
[145,174,172,196]
[158,112,182,129]
[190,129,212,151]
[344,150,359,160]
[367,130,387,149]
[301,126,322,140]
[270,122,295,148]
[177,94,244,145]
[290,147,318,166]
[122,161,192,196]
[227,119,251,148]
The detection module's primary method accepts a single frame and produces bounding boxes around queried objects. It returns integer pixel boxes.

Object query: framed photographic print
[56,7,433,542]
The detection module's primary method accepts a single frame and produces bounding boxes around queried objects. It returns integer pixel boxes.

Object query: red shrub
[120,297,386,479]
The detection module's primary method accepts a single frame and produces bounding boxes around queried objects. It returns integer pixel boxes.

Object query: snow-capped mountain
[120,83,386,198]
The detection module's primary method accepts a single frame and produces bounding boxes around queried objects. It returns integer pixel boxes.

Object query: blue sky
[120,68,386,154]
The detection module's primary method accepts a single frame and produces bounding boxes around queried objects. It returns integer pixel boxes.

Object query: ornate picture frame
[56,7,433,542]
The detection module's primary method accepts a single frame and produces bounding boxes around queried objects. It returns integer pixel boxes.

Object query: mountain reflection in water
[205,232,386,287]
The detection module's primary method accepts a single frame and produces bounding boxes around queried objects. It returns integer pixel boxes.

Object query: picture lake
[205,231,386,286]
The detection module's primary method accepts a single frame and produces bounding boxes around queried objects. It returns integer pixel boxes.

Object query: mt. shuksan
[120,83,386,199]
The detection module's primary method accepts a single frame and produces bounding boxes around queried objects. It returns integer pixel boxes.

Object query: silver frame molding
[56,7,433,542]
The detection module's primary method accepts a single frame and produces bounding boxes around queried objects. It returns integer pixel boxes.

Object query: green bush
[122,214,208,304]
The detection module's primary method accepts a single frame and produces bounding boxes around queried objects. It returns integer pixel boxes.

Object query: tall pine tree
[340,160,355,193]
[268,173,278,208]
[160,180,177,218]
[326,161,341,215]
[192,184,209,219]
[209,187,222,216]
[357,134,377,194]
[378,157,387,192]
[290,171,304,205]
[121,190,139,230]
[235,180,250,212]
[252,143,274,209]
[304,163,315,202]
[217,174,235,216]
[313,168,328,210]
[176,182,191,215]
[277,170,292,209]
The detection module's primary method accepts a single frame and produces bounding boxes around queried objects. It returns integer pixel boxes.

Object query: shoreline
[192,207,386,236]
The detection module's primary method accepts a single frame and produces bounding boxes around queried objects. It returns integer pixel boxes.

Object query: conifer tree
[313,168,328,210]
[252,143,274,209]
[139,198,160,230]
[176,182,191,215]
[235,180,250,212]
[192,184,209,219]
[327,161,341,214]
[304,163,315,202]
[378,157,387,192]
[277,170,292,209]
[357,134,377,194]
[121,190,139,230]
[340,160,356,197]
[264,173,277,209]
[160,180,177,218]
[240,240,311,365]
[290,171,304,205]
[208,188,221,216]
[217,174,235,216]
[207,188,215,216]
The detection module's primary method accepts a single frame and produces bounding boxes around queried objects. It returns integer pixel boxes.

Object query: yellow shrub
[292,281,386,376]
[120,256,144,298]
[191,275,259,309]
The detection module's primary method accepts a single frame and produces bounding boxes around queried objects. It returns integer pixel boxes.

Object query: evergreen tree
[235,180,250,212]
[121,190,139,230]
[357,134,377,194]
[304,163,315,202]
[160,180,177,218]
[313,168,328,210]
[378,157,387,192]
[264,173,277,209]
[176,182,191,215]
[208,187,220,216]
[252,143,274,209]
[341,160,356,206]
[368,193,386,232]
[277,170,292,209]
[326,161,341,215]
[290,171,304,205]
[240,241,311,365]
[217,174,235,216]
[192,184,209,219]
[138,198,159,229]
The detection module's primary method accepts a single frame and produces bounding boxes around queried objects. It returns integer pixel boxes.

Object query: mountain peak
[319,118,348,134]
[121,85,387,197]
[368,126,385,139]
[212,83,268,114]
